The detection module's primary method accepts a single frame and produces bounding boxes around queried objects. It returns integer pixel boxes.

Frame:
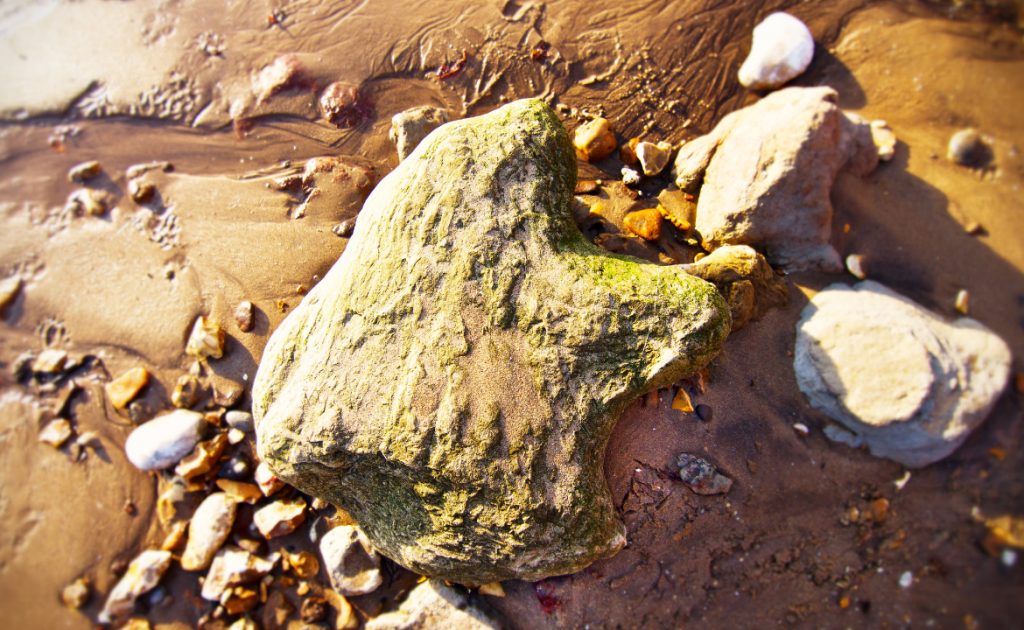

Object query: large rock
[253,99,731,584]
[794,281,1011,467]
[674,87,878,272]
[365,580,498,630]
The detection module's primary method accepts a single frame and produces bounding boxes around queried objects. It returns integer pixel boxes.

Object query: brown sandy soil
[1,1,1022,628]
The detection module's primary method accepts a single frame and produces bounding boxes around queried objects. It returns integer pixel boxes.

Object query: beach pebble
[61,577,91,608]
[696,404,714,422]
[955,289,970,315]
[33,349,68,373]
[738,12,815,90]
[254,498,307,539]
[106,367,150,409]
[0,275,23,313]
[254,461,285,496]
[319,525,384,596]
[319,82,373,128]
[68,160,102,183]
[124,409,206,471]
[200,547,275,601]
[677,453,733,495]
[175,433,228,480]
[182,492,238,571]
[573,117,617,162]
[365,579,497,630]
[947,128,992,167]
[234,301,255,333]
[171,373,203,408]
[98,550,172,623]
[619,137,641,165]
[38,418,73,448]
[332,218,357,238]
[215,479,262,504]
[65,188,108,216]
[870,120,896,162]
[623,208,663,241]
[636,141,673,176]
[794,281,1011,467]
[845,254,867,280]
[389,106,451,161]
[225,410,254,433]
[621,165,642,187]
[186,316,225,360]
[128,179,155,204]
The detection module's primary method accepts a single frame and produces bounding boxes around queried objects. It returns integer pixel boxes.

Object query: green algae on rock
[252,99,730,584]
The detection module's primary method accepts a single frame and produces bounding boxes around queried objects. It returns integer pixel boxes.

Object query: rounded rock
[124,409,206,471]
[738,12,815,91]
[319,525,383,596]
[947,128,992,168]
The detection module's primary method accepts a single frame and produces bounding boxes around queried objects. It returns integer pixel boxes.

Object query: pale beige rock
[182,492,237,571]
[319,525,383,596]
[389,106,451,161]
[124,409,206,470]
[38,418,73,448]
[98,550,172,623]
[254,498,306,539]
[635,140,672,176]
[738,12,815,90]
[573,117,616,161]
[365,579,498,630]
[794,281,1011,467]
[186,316,225,360]
[201,547,275,601]
[106,367,150,409]
[0,275,22,313]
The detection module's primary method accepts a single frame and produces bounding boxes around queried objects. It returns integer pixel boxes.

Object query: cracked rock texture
[674,86,878,272]
[253,99,730,584]
[794,281,1011,467]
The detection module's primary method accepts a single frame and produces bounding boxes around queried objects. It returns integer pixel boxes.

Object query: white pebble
[1002,549,1018,568]
[124,409,206,470]
[898,570,913,588]
[845,254,867,280]
[738,13,815,91]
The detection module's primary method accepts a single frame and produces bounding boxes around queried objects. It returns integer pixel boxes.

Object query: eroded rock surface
[794,281,1011,467]
[674,87,878,272]
[254,99,730,584]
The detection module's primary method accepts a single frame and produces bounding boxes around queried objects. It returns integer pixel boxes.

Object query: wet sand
[1,0,1022,627]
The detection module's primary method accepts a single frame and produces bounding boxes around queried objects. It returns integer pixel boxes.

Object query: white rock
[390,106,450,161]
[201,547,276,601]
[636,141,672,176]
[870,120,896,161]
[98,550,172,623]
[738,12,815,90]
[365,579,498,630]
[181,492,238,571]
[224,410,254,433]
[124,409,206,471]
[319,525,383,596]
[794,281,1011,467]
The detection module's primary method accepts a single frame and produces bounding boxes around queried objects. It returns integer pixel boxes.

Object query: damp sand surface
[1,1,1023,627]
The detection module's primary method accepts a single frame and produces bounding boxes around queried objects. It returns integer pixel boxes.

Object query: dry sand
[0,0,1022,627]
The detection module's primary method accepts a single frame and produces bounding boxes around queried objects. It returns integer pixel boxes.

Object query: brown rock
[39,418,73,448]
[223,586,260,614]
[172,373,204,408]
[262,590,295,630]
[255,462,285,496]
[61,577,91,608]
[677,453,732,495]
[181,492,238,571]
[216,479,263,504]
[573,117,617,162]
[301,596,329,623]
[175,433,228,480]
[98,550,172,624]
[619,137,641,165]
[106,367,150,409]
[186,316,225,360]
[623,209,663,241]
[683,245,789,330]
[68,160,102,182]
[201,547,276,601]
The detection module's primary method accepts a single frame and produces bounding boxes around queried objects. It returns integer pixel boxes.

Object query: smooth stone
[225,410,254,433]
[738,12,815,90]
[124,409,206,471]
[106,367,151,409]
[253,99,730,584]
[201,547,275,601]
[677,453,733,495]
[573,116,617,161]
[389,106,451,161]
[794,281,1011,467]
[947,128,993,168]
[181,492,238,571]
[636,140,672,176]
[365,579,498,630]
[319,525,383,596]
[675,87,878,272]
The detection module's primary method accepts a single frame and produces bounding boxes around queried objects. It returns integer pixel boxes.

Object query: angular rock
[365,579,498,630]
[201,547,275,601]
[106,367,150,409]
[253,498,306,539]
[33,349,68,373]
[622,208,662,241]
[98,550,172,623]
[186,315,225,360]
[389,106,450,161]
[182,492,238,571]
[175,433,228,480]
[124,409,206,471]
[61,577,91,608]
[738,12,814,90]
[794,281,1011,467]
[253,99,730,584]
[682,245,788,331]
[225,410,254,433]
[0,275,23,314]
[319,525,383,596]
[635,141,672,176]
[234,301,255,332]
[870,120,896,162]
[675,87,878,272]
[171,373,203,408]
[68,160,102,182]
[39,418,73,448]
